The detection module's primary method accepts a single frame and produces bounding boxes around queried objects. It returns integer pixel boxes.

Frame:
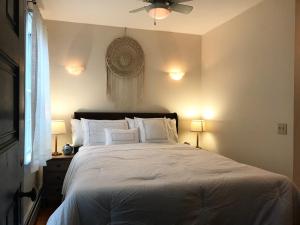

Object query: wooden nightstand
[42,154,74,206]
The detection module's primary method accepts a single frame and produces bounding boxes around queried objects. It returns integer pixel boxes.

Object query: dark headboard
[74,112,179,131]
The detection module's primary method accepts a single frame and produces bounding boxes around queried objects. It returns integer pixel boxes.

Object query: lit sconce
[65,64,85,76]
[169,71,185,81]
[202,108,215,120]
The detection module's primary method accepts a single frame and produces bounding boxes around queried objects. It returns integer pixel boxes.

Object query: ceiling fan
[130,0,193,23]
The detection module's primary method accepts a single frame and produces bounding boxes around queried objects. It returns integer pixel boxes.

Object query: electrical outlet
[277,123,288,135]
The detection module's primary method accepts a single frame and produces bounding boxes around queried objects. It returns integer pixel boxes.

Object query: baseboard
[24,188,42,225]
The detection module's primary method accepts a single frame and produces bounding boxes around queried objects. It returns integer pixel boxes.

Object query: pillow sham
[81,119,128,146]
[71,119,84,147]
[125,117,136,129]
[166,118,179,143]
[135,117,170,143]
[105,128,139,145]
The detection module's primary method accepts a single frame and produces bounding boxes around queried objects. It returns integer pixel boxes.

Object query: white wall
[47,0,296,180]
[47,21,202,149]
[200,0,295,178]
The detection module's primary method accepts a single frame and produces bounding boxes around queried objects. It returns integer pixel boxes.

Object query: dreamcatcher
[106,32,145,108]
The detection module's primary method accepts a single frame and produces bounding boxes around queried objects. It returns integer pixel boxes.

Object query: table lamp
[51,120,66,156]
[191,120,204,149]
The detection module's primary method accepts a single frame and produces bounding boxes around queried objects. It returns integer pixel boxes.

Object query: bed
[47,112,300,225]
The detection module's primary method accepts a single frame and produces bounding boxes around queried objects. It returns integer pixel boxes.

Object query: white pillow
[105,128,139,145]
[81,119,128,146]
[125,117,136,129]
[135,118,170,143]
[71,119,84,147]
[166,118,179,143]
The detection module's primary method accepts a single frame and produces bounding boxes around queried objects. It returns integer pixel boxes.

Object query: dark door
[0,0,25,224]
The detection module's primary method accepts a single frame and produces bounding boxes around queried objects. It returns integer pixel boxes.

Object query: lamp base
[52,151,62,156]
[52,135,62,156]
[195,132,202,149]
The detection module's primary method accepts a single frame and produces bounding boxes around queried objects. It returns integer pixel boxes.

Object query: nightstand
[42,154,74,206]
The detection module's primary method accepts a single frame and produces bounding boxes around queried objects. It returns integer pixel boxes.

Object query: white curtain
[30,6,52,173]
[24,12,33,165]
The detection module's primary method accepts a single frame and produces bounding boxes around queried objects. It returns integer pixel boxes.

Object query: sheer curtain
[30,6,52,172]
[24,12,33,165]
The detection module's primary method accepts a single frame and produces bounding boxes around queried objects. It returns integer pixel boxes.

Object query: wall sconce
[202,108,215,120]
[169,71,185,81]
[65,64,85,76]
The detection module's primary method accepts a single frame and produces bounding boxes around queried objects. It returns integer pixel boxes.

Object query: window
[24,12,33,165]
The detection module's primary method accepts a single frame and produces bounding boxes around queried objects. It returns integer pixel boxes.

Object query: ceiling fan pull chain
[154,10,157,26]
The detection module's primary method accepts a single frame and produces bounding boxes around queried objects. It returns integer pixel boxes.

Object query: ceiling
[39,0,264,35]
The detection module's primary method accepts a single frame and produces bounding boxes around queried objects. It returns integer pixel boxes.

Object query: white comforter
[47,144,300,225]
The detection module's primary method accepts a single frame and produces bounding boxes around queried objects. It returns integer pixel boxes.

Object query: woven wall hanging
[106,35,145,108]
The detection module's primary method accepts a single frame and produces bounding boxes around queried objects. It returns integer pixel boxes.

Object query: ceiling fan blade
[129,6,149,13]
[170,3,193,14]
[171,0,193,3]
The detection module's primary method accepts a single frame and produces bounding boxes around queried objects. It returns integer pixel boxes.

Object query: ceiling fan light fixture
[148,6,171,20]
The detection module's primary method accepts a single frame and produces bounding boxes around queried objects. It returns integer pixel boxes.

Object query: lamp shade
[191,120,204,132]
[51,120,66,135]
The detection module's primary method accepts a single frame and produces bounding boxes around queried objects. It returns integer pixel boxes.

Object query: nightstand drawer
[44,171,66,186]
[43,155,74,207]
[47,159,71,172]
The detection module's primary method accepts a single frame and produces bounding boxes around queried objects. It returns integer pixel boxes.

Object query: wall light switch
[277,123,288,135]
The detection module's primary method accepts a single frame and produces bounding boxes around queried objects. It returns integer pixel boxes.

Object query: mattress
[47,143,300,225]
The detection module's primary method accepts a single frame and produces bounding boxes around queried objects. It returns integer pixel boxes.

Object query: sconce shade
[191,120,204,132]
[51,120,66,135]
[65,64,85,76]
[169,71,185,81]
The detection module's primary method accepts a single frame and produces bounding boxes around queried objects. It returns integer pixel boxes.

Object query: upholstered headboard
[74,112,179,131]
